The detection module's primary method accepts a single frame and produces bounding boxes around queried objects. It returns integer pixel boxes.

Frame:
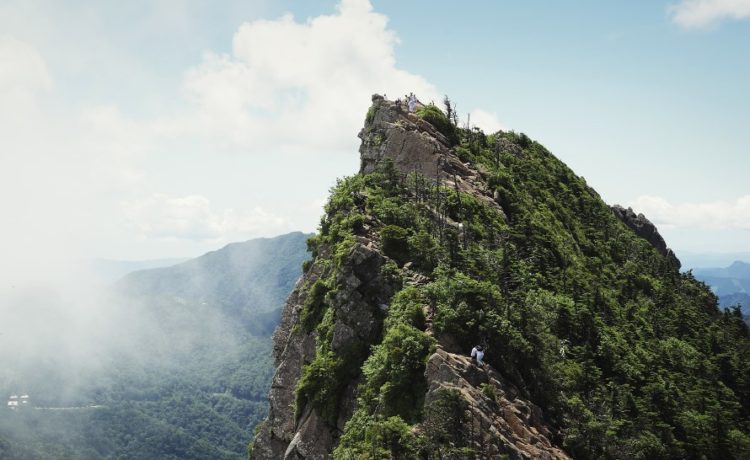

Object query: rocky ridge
[359,95,502,209]
[610,204,681,269]
[424,348,569,459]
[251,95,572,459]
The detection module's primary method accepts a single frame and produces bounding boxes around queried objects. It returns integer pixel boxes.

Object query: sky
[1,0,749,281]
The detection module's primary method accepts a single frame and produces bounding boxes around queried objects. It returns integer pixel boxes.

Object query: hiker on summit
[408,93,417,113]
[471,345,484,367]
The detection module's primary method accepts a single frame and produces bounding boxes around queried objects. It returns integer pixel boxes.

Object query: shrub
[360,323,435,422]
[408,230,441,273]
[386,286,426,330]
[380,225,410,265]
[423,388,469,453]
[480,383,497,403]
[306,234,321,258]
[367,416,422,458]
[295,351,344,424]
[365,105,376,125]
[334,414,422,459]
[416,104,458,145]
[300,279,331,332]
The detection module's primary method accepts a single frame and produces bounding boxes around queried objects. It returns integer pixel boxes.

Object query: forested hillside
[252,96,750,459]
[0,232,309,459]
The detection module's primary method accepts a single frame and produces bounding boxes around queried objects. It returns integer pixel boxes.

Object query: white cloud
[466,108,507,133]
[4,1,521,258]
[0,35,51,122]
[122,194,287,241]
[0,35,51,93]
[0,1,445,260]
[627,195,750,230]
[175,0,439,151]
[669,0,750,28]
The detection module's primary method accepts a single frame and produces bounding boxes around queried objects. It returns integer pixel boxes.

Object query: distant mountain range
[116,233,309,336]
[719,292,750,313]
[90,257,190,284]
[692,260,750,315]
[0,232,310,459]
[677,252,750,271]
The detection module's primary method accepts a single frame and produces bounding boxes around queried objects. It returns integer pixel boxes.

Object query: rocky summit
[251,95,750,459]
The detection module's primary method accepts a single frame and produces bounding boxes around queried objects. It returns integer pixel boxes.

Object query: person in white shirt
[408,93,417,113]
[470,345,484,366]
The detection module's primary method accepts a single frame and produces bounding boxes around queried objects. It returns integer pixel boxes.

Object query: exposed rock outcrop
[360,94,505,217]
[610,204,681,268]
[425,348,570,460]
[252,237,398,459]
[359,94,448,177]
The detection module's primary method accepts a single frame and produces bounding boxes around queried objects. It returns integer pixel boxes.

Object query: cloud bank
[176,0,439,151]
[1,0,441,252]
[467,108,507,133]
[122,194,286,241]
[627,194,750,230]
[669,0,750,28]
[0,35,51,117]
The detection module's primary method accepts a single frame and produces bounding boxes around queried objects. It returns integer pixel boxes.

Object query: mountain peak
[359,93,452,177]
[252,95,750,459]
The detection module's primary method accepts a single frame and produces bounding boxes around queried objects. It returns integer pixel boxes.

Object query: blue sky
[1,0,748,275]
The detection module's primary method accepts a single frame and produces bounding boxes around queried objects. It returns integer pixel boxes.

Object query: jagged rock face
[360,94,506,219]
[425,348,570,460]
[252,239,395,459]
[359,94,448,177]
[610,204,681,268]
[251,277,315,459]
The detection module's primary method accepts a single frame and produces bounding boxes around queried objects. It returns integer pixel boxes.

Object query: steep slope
[252,95,750,459]
[0,233,310,459]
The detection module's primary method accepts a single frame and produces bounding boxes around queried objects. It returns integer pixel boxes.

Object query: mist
[0,229,307,458]
[0,261,237,406]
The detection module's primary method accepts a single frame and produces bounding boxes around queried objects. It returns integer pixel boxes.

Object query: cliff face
[252,240,396,458]
[252,95,750,459]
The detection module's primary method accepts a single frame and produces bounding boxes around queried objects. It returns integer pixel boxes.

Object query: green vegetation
[380,224,410,264]
[415,104,458,145]
[332,305,435,459]
[300,279,331,332]
[299,110,750,458]
[366,105,377,125]
[358,323,434,422]
[296,351,345,424]
[0,338,274,460]
[422,388,472,457]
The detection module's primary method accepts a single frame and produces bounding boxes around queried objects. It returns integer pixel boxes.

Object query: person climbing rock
[471,345,484,367]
